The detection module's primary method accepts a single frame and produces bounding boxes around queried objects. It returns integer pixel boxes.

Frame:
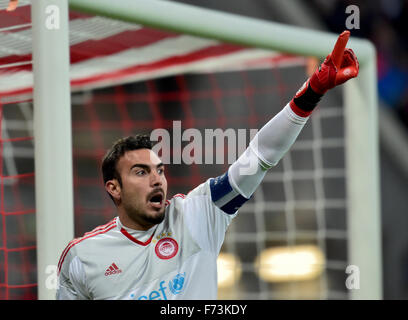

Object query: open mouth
[147,191,164,209]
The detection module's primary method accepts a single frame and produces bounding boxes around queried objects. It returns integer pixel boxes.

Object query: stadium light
[255,245,325,282]
[217,252,242,288]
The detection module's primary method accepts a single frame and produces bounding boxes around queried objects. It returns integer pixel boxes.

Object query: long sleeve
[227,103,309,199]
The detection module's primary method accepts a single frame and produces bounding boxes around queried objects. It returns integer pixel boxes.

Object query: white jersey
[56,103,309,300]
[56,174,247,300]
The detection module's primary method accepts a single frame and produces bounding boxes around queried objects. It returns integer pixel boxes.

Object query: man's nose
[150,171,162,187]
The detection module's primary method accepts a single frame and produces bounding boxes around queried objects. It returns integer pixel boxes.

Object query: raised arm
[223,31,359,205]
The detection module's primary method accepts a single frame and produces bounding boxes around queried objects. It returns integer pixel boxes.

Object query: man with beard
[56,31,358,300]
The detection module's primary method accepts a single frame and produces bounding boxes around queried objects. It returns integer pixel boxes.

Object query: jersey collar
[116,217,157,246]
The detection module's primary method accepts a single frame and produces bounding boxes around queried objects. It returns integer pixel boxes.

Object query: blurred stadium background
[0,0,407,300]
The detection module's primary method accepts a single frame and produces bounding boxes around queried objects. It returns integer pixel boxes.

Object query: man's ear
[105,180,121,203]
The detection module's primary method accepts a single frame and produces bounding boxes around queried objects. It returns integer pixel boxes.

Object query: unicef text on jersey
[129,272,186,300]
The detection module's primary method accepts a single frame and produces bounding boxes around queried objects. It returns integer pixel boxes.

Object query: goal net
[0,0,381,300]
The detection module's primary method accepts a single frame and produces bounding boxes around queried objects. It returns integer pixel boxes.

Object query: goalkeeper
[57,31,358,300]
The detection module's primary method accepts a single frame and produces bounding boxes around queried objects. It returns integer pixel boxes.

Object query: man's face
[108,148,168,230]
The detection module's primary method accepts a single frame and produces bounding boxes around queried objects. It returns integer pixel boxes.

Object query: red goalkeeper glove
[290,31,359,117]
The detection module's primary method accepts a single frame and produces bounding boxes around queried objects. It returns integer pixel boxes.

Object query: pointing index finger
[331,31,350,69]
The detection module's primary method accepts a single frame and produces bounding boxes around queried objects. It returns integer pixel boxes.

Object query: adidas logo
[104,263,122,276]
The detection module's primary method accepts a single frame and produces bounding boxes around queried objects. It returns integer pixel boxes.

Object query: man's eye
[158,168,164,175]
[136,170,146,176]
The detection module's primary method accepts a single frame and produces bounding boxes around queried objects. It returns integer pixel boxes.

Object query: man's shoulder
[58,218,118,271]
[167,180,211,204]
[165,180,221,221]
[165,183,211,213]
[79,218,118,240]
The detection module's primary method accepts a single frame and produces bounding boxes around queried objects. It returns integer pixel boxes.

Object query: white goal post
[33,0,382,299]
[31,0,74,300]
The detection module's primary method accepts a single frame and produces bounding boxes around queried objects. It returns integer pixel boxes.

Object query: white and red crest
[154,237,179,260]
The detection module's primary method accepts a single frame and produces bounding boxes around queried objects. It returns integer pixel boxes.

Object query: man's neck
[117,208,155,232]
